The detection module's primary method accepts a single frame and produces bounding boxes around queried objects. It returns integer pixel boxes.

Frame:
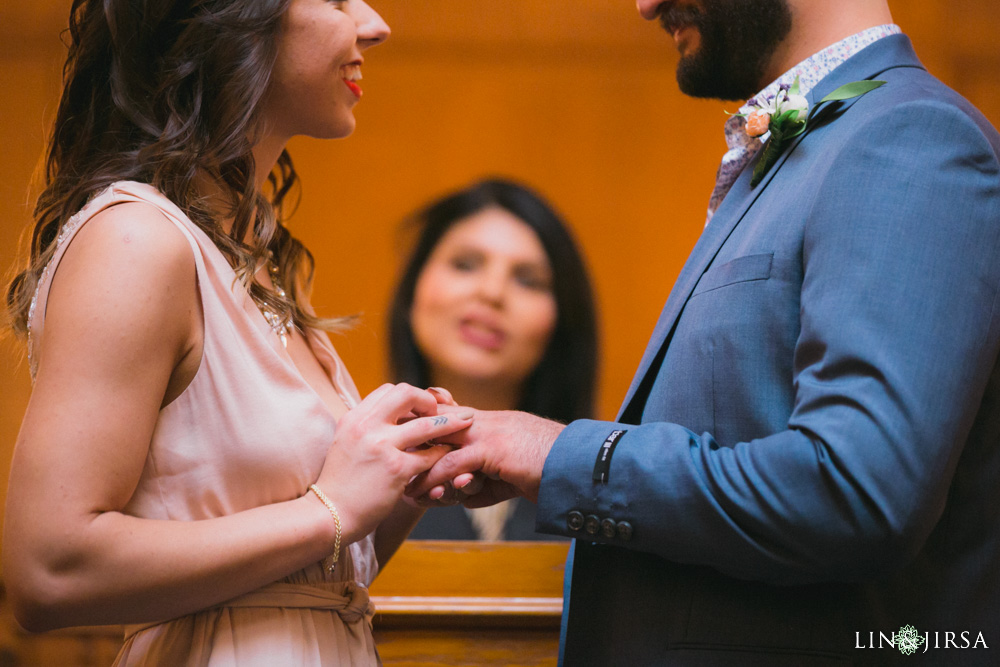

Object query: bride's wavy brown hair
[6,0,344,339]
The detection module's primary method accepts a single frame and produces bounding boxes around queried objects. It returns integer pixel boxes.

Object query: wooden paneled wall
[0,1,997,664]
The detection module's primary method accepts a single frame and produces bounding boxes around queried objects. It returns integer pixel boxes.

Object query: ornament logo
[896,625,926,655]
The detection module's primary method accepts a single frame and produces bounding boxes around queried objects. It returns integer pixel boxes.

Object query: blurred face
[262,0,390,141]
[637,0,792,101]
[411,208,558,388]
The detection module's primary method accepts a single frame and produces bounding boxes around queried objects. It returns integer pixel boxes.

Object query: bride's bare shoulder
[38,199,200,374]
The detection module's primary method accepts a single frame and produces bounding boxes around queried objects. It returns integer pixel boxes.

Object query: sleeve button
[584,514,601,535]
[617,521,634,541]
[567,511,585,531]
[601,518,617,539]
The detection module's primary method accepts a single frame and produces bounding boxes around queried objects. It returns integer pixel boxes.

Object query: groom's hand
[405,409,565,506]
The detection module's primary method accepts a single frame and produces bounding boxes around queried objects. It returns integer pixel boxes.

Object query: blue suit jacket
[536,35,1000,666]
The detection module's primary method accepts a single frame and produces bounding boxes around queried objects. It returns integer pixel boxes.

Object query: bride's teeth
[341,64,362,81]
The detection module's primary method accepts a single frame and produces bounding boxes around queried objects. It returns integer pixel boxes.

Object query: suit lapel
[616,35,926,420]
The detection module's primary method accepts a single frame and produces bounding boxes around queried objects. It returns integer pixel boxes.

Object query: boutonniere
[740,76,886,187]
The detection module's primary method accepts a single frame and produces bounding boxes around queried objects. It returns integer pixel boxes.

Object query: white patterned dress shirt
[705,24,903,226]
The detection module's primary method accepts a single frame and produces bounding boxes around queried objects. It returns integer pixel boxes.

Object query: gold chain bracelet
[308,484,342,573]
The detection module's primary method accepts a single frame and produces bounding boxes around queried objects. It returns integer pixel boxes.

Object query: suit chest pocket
[691,253,773,297]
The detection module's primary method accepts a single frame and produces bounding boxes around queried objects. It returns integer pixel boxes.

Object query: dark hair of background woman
[389,178,599,422]
[6,0,342,337]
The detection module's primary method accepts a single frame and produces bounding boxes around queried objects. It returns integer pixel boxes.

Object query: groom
[410,0,1000,664]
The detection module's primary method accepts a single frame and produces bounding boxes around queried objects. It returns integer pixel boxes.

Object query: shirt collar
[727,24,902,150]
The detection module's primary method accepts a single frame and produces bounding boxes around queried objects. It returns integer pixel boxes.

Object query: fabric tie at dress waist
[122,580,375,641]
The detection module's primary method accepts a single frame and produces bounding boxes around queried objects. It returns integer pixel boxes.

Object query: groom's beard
[661,0,793,101]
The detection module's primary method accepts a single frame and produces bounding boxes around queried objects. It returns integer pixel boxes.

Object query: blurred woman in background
[389,178,599,540]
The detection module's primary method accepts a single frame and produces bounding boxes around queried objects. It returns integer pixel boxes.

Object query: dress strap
[26,182,208,380]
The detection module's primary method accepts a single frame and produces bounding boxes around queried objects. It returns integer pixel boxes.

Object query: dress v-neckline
[246,292,355,421]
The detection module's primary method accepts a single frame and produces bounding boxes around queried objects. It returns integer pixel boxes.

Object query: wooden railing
[371,541,568,666]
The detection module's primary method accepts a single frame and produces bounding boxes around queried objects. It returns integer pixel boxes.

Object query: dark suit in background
[410,498,561,541]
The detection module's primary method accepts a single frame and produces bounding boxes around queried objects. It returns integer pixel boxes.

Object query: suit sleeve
[535,97,1000,585]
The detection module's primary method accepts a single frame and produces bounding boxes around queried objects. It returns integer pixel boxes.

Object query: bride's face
[410,208,558,387]
[260,0,390,142]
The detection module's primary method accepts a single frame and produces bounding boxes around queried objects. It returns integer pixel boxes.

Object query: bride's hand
[424,390,486,505]
[311,383,473,542]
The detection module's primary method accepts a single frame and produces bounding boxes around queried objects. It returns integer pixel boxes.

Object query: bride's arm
[2,203,466,631]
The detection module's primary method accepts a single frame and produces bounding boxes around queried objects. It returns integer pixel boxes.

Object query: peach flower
[745,109,771,137]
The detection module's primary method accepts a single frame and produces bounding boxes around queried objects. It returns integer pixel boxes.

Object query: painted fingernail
[456,410,475,420]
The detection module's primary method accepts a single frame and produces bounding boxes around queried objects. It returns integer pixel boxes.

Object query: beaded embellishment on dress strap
[26,186,112,380]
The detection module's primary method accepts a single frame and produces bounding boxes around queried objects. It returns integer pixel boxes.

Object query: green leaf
[819,80,886,103]
[773,109,798,125]
[751,139,785,187]
[789,75,801,97]
[770,111,806,137]
[786,124,808,140]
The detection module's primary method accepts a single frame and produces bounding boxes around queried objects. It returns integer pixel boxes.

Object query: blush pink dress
[28,181,381,666]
